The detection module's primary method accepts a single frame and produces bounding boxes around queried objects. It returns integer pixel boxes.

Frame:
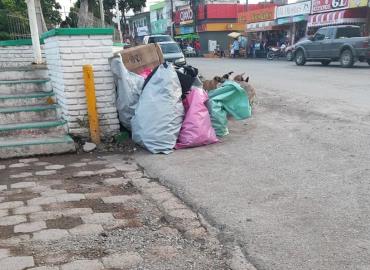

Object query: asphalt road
[135,58,370,270]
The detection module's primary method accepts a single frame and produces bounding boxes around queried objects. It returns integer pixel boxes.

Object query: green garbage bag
[207,81,251,137]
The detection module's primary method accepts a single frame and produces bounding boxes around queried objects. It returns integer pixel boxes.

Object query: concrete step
[0,91,55,107]
[0,135,75,159]
[0,120,67,137]
[0,79,51,94]
[0,66,48,80]
[0,104,59,125]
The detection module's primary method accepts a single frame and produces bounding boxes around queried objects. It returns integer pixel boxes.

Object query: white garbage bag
[131,63,184,154]
[110,55,144,130]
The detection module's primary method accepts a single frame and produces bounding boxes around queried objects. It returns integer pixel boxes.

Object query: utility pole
[99,0,105,27]
[114,0,123,43]
[170,0,174,37]
[26,0,42,64]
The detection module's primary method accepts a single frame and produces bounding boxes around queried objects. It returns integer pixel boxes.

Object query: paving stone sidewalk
[0,153,230,270]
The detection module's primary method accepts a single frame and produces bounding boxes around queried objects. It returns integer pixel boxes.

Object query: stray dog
[233,73,256,105]
[202,71,234,91]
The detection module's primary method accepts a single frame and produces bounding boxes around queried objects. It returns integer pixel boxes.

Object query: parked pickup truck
[294,25,370,68]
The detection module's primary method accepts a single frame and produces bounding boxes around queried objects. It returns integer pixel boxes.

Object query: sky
[57,0,272,14]
[57,0,296,16]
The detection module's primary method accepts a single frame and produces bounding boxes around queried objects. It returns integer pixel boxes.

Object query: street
[136,58,370,270]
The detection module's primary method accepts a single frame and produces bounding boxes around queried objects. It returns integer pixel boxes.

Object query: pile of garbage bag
[110,54,253,154]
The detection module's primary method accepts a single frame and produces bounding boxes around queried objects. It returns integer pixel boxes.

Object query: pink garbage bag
[138,68,152,79]
[175,87,219,149]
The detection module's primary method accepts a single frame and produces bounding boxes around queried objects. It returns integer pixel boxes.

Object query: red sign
[312,0,349,13]
[175,6,193,25]
[238,6,276,23]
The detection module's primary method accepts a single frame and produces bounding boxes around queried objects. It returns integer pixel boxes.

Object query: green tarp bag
[207,81,251,137]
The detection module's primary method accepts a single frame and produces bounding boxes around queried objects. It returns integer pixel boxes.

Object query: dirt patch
[46,217,83,230]
[7,191,39,202]
[113,208,139,219]
[0,225,14,239]
[125,219,143,228]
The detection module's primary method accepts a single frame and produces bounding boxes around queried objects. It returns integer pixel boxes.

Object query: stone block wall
[0,40,45,68]
[43,29,120,138]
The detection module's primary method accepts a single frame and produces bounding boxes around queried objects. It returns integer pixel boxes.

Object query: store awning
[308,9,367,27]
[174,33,199,40]
[276,15,308,25]
[228,32,242,38]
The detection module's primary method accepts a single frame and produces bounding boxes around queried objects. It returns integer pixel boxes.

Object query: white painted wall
[43,35,120,138]
[0,45,45,68]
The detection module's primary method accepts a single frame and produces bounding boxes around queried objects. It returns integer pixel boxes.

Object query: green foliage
[118,0,146,14]
[0,0,62,38]
[41,0,62,27]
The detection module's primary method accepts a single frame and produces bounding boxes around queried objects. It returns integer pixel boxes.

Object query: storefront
[239,5,292,56]
[197,22,245,54]
[174,5,195,38]
[150,2,171,35]
[196,3,246,54]
[275,1,311,44]
[308,0,369,35]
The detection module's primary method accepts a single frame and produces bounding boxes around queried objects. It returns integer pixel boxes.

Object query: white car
[143,35,173,44]
[157,41,186,66]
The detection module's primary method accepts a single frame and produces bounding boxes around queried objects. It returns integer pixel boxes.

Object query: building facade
[197,4,246,54]
[128,12,151,43]
[150,2,171,35]
[275,1,311,44]
[307,0,369,35]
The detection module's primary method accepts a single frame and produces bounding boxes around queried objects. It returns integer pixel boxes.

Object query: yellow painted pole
[83,64,101,144]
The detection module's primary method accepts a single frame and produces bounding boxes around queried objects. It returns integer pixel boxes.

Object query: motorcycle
[266,45,287,60]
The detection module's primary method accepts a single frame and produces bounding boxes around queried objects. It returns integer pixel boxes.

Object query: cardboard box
[119,44,164,74]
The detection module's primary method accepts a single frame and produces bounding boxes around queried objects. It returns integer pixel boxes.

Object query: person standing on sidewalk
[194,39,201,57]
[232,38,240,58]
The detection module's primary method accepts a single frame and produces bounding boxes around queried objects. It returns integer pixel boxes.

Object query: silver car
[157,41,186,66]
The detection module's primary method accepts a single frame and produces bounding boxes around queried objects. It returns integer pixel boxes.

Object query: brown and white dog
[233,72,256,105]
[202,72,233,91]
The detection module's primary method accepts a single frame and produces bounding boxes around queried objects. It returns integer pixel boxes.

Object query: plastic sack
[207,80,251,137]
[110,55,144,129]
[131,63,184,154]
[175,87,218,149]
[138,68,152,79]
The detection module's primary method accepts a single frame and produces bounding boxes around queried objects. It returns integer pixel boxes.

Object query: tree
[40,0,62,28]
[0,0,62,39]
[118,0,146,32]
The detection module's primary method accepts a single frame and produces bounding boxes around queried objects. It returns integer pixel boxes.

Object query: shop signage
[348,0,368,8]
[180,25,194,34]
[246,20,275,32]
[276,1,311,18]
[180,7,193,24]
[197,23,244,32]
[311,0,367,13]
[242,6,276,24]
[136,26,149,37]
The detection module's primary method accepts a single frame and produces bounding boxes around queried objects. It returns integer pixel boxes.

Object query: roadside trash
[120,44,164,74]
[175,65,199,99]
[110,55,144,130]
[207,81,251,137]
[110,45,255,153]
[114,131,130,144]
[83,142,97,152]
[176,87,218,149]
[131,63,184,154]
